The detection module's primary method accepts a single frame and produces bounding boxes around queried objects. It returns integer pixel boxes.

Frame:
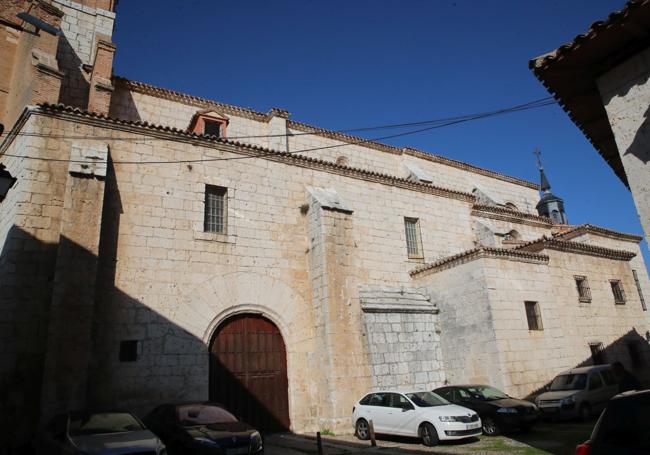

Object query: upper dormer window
[188,110,229,138]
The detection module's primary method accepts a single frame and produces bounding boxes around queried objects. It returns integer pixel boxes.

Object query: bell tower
[534,149,568,224]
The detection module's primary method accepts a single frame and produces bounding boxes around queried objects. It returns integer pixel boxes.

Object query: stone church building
[1,0,650,445]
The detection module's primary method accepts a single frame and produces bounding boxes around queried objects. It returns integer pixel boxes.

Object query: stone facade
[1,0,650,447]
[597,46,650,242]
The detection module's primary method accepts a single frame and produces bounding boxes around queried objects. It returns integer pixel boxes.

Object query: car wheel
[419,422,439,447]
[482,416,501,436]
[579,403,591,422]
[355,419,370,440]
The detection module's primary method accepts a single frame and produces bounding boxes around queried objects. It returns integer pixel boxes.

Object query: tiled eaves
[471,204,553,227]
[113,77,271,122]
[287,121,538,190]
[29,104,475,203]
[530,0,649,70]
[409,247,549,277]
[552,224,643,243]
[114,76,539,190]
[515,236,636,261]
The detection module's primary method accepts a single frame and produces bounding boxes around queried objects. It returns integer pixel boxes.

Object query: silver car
[34,410,166,454]
[535,365,619,420]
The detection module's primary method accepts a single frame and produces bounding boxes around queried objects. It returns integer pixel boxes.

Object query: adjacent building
[2,0,650,447]
[530,0,650,242]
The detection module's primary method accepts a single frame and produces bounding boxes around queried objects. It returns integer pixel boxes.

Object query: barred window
[574,276,591,302]
[524,301,543,331]
[404,217,423,259]
[610,280,626,305]
[632,270,647,311]
[204,185,227,234]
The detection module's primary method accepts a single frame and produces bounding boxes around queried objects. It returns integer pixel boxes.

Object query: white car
[352,390,482,446]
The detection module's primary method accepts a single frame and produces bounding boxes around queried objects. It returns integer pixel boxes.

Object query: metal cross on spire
[534,148,543,170]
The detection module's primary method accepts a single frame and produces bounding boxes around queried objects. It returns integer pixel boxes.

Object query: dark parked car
[434,385,539,435]
[574,389,650,455]
[34,410,165,454]
[143,402,263,455]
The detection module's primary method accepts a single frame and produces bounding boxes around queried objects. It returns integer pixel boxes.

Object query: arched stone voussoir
[174,271,306,345]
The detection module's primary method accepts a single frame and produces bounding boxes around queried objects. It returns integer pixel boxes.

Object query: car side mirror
[401,404,414,412]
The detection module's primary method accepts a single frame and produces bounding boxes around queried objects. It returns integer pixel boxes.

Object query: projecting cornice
[2,104,475,203]
[471,204,553,227]
[553,224,643,243]
[515,236,637,261]
[410,247,549,277]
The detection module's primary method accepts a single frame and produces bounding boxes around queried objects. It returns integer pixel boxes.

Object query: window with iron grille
[524,301,543,331]
[632,270,647,311]
[404,217,423,259]
[610,280,626,305]
[589,342,606,365]
[204,185,227,234]
[574,276,591,302]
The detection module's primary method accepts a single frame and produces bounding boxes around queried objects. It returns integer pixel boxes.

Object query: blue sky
[112,0,644,254]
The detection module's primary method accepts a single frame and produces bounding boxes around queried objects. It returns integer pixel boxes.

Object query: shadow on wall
[0,160,286,451]
[108,81,142,122]
[623,104,650,164]
[56,35,89,109]
[524,328,650,402]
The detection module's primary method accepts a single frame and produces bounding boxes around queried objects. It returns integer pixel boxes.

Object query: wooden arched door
[209,314,290,431]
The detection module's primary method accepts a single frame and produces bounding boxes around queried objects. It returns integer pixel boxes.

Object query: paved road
[264,420,594,454]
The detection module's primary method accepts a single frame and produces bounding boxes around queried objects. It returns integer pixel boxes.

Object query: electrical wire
[0,97,556,165]
[0,97,555,142]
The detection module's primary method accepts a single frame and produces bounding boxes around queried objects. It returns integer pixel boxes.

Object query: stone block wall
[597,46,650,244]
[360,285,444,390]
[52,0,115,108]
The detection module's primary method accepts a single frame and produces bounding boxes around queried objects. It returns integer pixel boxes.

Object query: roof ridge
[114,76,539,190]
[553,223,643,242]
[516,236,636,260]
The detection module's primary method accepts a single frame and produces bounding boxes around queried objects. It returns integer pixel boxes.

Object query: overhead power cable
[0,97,556,165]
[0,97,555,142]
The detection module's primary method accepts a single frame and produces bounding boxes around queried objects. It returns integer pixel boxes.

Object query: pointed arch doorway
[209,314,290,431]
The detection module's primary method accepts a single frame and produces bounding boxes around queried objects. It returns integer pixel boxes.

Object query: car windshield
[69,412,144,436]
[549,374,587,391]
[176,405,238,427]
[406,392,449,407]
[464,386,509,401]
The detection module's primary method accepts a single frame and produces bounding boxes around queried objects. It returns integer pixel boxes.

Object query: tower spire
[534,148,568,224]
[534,148,551,193]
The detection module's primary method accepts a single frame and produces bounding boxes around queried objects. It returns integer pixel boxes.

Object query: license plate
[466,423,481,430]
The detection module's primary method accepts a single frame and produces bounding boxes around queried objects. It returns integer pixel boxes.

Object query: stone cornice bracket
[307,187,353,214]
[410,247,550,277]
[69,143,108,179]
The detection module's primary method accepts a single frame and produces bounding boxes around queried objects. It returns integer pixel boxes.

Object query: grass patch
[319,428,335,436]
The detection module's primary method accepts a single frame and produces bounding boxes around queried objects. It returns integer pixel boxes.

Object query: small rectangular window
[204,185,227,234]
[574,276,591,302]
[610,280,626,305]
[524,301,543,331]
[589,342,606,365]
[632,270,647,311]
[404,217,423,259]
[204,120,222,137]
[119,340,140,362]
